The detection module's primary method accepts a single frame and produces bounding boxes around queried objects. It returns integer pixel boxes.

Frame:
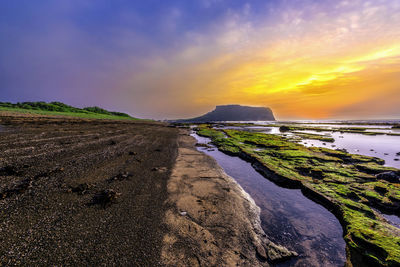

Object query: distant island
[176,104,275,122]
[0,101,137,120]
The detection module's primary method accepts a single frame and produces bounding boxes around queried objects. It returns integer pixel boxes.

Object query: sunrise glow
[1,0,400,119]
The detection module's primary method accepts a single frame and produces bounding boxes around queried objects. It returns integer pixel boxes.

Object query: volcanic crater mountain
[178,104,275,122]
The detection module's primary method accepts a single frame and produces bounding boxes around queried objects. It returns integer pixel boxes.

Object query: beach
[0,113,291,265]
[0,114,177,265]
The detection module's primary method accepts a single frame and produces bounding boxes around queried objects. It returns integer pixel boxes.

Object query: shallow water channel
[192,133,346,267]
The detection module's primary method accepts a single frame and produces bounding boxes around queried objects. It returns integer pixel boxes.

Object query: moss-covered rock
[196,125,400,266]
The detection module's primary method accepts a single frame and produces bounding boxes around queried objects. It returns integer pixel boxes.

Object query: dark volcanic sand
[0,115,178,265]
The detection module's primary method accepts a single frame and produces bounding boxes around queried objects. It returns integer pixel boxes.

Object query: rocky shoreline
[196,125,400,267]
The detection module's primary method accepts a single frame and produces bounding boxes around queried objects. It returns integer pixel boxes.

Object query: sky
[1,0,400,120]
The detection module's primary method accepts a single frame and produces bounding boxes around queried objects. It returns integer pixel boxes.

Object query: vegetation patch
[291,131,335,142]
[0,101,138,120]
[196,125,400,266]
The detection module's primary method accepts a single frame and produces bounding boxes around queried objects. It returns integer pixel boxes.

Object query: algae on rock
[197,125,400,267]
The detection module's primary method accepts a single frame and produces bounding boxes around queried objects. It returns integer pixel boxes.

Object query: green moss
[195,126,400,266]
[387,185,400,202]
[364,190,384,201]
[197,127,226,139]
[355,163,397,174]
[292,131,335,142]
[333,184,353,195]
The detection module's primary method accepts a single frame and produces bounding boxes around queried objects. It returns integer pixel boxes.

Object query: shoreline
[0,114,296,266]
[195,125,400,266]
[161,129,296,266]
[4,113,391,266]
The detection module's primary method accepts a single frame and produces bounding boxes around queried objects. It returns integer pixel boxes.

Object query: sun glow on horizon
[2,0,400,119]
[111,0,400,119]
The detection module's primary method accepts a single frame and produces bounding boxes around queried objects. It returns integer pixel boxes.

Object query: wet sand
[162,129,296,266]
[192,133,346,267]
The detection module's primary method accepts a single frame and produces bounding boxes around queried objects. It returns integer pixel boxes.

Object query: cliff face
[179,104,275,122]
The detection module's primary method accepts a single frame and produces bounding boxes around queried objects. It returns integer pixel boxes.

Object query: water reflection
[297,131,400,168]
[192,133,346,267]
[212,123,400,169]
[382,213,400,229]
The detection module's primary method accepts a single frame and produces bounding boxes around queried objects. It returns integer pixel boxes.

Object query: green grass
[196,125,400,266]
[0,102,139,120]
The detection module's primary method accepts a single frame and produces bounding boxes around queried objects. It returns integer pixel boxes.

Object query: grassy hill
[0,101,138,120]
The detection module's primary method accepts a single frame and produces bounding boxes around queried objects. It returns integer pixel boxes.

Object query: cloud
[1,0,400,119]
[112,0,400,119]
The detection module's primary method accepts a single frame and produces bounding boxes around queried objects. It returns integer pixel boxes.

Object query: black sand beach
[0,113,290,266]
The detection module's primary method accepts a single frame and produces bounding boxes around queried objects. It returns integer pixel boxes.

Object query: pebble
[71,183,92,195]
[109,140,117,145]
[376,171,400,183]
[92,189,121,207]
[152,167,167,173]
[179,211,187,216]
[108,172,132,182]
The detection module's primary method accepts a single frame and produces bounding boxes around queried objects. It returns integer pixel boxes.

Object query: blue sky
[1,0,269,112]
[1,0,400,119]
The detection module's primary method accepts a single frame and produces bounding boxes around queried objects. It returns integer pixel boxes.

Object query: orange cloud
[116,0,400,119]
